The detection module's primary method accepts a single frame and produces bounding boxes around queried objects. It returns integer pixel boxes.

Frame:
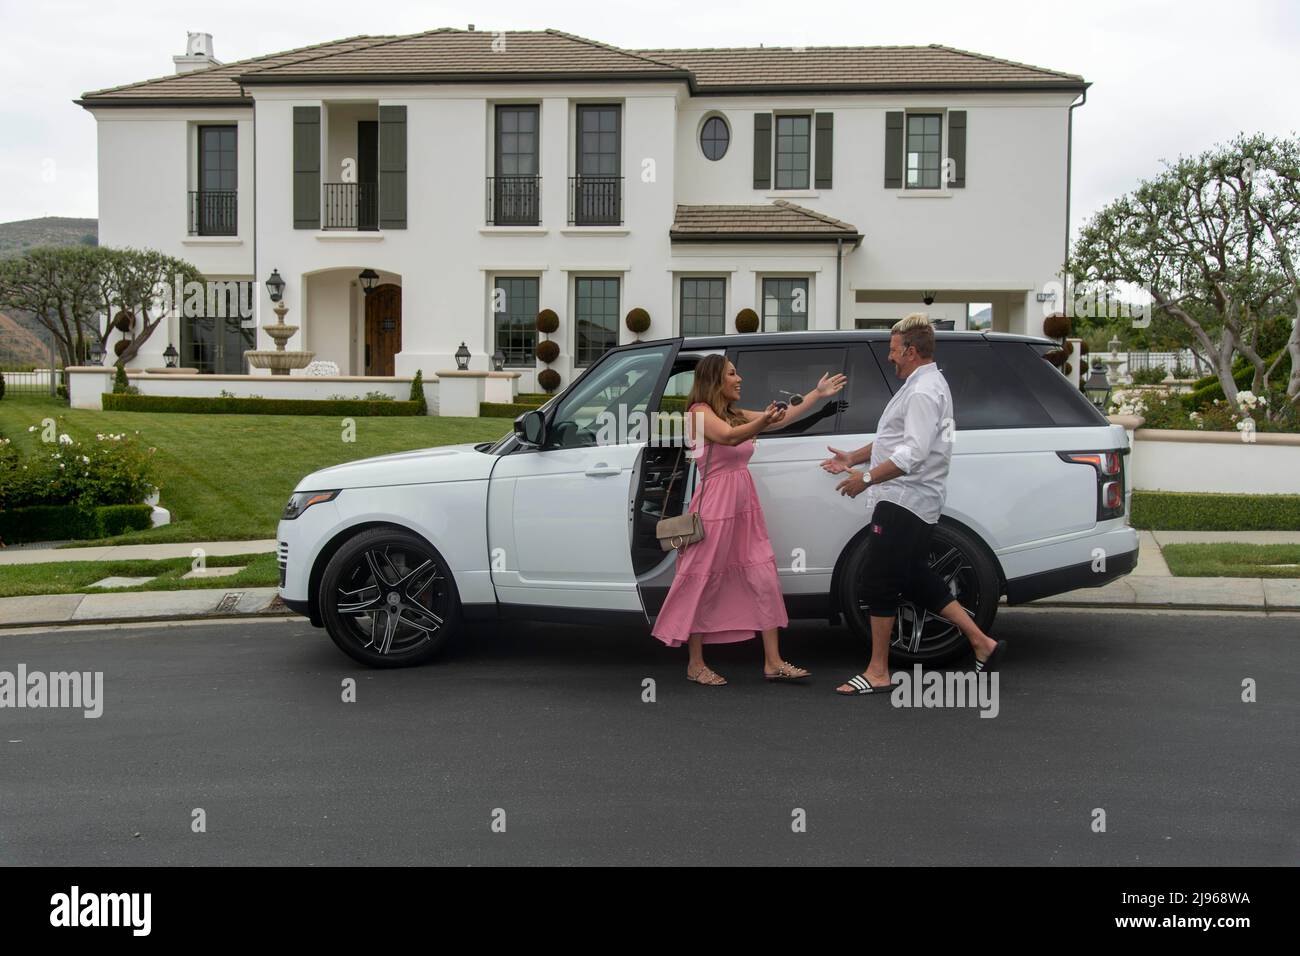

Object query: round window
[700,115,730,161]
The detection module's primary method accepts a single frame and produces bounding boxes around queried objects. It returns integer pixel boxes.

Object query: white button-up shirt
[865,361,954,524]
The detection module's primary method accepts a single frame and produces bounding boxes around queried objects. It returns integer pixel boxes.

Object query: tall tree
[0,246,106,366]
[1071,134,1298,410]
[0,246,202,368]
[96,248,202,367]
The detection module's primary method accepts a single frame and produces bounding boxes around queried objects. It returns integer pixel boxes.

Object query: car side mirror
[515,409,548,447]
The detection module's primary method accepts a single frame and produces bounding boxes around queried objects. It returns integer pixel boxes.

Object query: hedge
[1183,348,1291,409]
[481,402,541,418]
[101,393,425,416]
[0,503,153,544]
[1131,491,1300,531]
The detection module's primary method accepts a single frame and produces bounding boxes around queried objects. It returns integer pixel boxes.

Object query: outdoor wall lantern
[922,291,936,306]
[163,343,179,368]
[1084,360,1112,409]
[455,342,472,370]
[358,269,380,296]
[492,349,506,371]
[88,342,104,365]
[265,269,286,303]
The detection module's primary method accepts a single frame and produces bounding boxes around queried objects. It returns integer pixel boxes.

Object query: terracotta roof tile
[240,29,686,81]
[671,201,861,242]
[79,32,1085,105]
[638,44,1086,90]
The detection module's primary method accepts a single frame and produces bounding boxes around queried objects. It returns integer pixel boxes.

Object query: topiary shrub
[538,368,561,393]
[112,364,131,394]
[409,369,428,415]
[625,307,651,337]
[0,370,5,401]
[113,339,130,357]
[112,310,135,333]
[1043,348,1066,367]
[535,340,560,364]
[736,308,759,333]
[536,309,559,335]
[1043,313,1071,339]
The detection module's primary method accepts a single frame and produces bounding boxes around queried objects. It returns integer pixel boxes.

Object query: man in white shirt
[821,313,1005,695]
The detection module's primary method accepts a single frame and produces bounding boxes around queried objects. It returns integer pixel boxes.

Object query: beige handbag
[655,443,711,553]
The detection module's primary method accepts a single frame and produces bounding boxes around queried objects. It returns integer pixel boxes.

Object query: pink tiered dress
[651,403,790,648]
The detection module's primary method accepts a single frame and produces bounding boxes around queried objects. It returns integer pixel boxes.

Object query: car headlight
[282,490,340,520]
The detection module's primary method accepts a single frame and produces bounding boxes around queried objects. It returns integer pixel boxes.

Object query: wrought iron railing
[322,182,379,231]
[486,175,541,226]
[568,175,623,226]
[188,190,237,236]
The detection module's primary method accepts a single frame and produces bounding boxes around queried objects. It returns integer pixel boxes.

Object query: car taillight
[1058,449,1128,521]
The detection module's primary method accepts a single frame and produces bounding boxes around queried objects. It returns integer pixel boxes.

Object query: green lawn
[1161,543,1300,578]
[0,394,513,545]
[0,552,278,597]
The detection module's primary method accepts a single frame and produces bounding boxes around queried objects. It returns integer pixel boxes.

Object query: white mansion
[79,28,1087,392]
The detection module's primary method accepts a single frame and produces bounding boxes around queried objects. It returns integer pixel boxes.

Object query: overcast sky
[1,0,1296,237]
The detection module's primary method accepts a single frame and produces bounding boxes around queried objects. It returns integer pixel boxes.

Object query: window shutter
[884,111,903,189]
[753,113,772,190]
[379,105,407,229]
[292,106,320,229]
[947,110,967,188]
[814,112,834,189]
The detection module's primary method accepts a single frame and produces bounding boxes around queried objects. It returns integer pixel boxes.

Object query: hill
[0,217,98,257]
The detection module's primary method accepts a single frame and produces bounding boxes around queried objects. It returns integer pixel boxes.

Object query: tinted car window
[995,342,1107,427]
[873,340,1054,429]
[729,346,846,437]
[837,345,896,434]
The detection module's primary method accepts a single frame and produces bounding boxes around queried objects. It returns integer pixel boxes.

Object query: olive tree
[1071,133,1299,410]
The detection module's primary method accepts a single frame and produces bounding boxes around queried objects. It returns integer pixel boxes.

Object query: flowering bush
[0,426,158,510]
[1110,386,1299,433]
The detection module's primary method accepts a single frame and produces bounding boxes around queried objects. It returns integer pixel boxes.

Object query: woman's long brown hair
[686,354,747,428]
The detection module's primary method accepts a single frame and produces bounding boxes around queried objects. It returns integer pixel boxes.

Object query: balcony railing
[322,182,379,231]
[188,190,237,236]
[486,175,541,226]
[568,175,623,226]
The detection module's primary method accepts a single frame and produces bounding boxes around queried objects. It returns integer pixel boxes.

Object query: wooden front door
[365,283,401,376]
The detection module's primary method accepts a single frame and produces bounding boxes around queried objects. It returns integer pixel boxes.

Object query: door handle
[585,464,621,477]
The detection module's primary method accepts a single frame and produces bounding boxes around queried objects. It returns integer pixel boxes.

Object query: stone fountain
[1103,335,1127,387]
[244,298,314,375]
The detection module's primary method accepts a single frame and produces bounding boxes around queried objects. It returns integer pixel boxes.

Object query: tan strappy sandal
[764,660,811,682]
[687,665,728,686]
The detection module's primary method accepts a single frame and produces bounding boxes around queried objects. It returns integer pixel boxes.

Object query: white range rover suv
[277,330,1138,668]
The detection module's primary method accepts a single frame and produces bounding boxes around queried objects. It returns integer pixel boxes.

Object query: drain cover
[215,592,243,613]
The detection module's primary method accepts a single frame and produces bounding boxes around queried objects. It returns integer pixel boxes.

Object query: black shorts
[860,500,953,618]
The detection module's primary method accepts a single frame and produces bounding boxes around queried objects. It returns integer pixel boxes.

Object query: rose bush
[0,426,157,510]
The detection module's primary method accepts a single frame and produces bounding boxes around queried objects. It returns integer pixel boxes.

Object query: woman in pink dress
[651,354,847,686]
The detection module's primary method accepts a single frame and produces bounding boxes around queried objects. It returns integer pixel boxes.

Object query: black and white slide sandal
[837,674,893,696]
[975,640,1007,673]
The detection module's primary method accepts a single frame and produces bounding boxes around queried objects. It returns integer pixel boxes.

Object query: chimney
[173,32,220,74]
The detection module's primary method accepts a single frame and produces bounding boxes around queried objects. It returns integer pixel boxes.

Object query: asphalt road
[1,609,1296,866]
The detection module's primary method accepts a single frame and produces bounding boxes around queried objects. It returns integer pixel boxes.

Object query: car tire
[837,519,1000,666]
[319,526,461,668]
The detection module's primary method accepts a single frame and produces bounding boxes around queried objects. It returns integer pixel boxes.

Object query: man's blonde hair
[891,312,935,358]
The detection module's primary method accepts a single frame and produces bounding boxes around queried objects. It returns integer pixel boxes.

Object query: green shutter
[947,110,967,188]
[379,105,407,229]
[292,106,320,229]
[884,111,903,189]
[814,112,834,189]
[753,113,772,190]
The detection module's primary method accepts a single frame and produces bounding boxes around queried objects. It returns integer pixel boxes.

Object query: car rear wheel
[319,527,460,668]
[838,520,1000,665]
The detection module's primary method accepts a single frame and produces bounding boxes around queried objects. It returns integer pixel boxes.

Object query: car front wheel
[319,527,460,668]
[838,520,1000,665]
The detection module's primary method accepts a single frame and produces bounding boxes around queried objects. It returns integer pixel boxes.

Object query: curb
[0,587,294,630]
